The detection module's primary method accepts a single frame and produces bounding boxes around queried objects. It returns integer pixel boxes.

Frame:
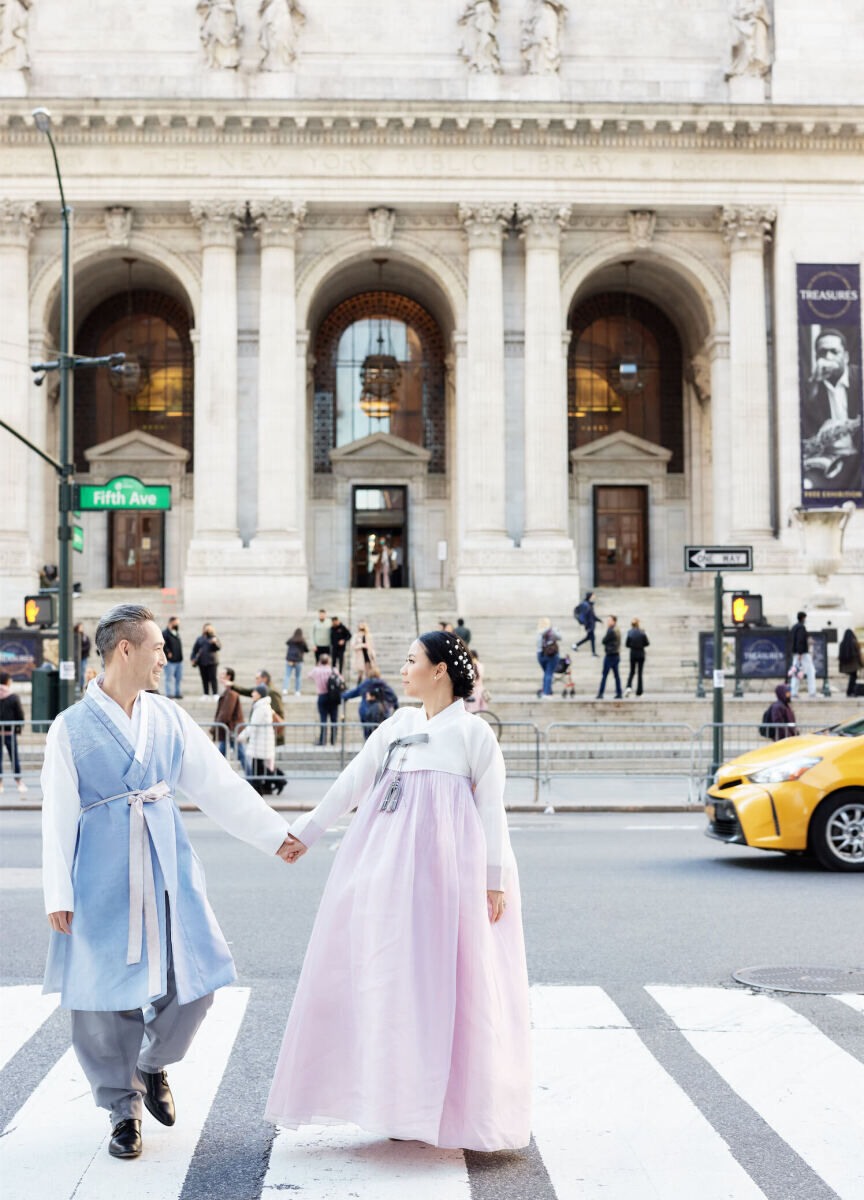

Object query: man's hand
[276,835,307,864]
[48,911,73,934]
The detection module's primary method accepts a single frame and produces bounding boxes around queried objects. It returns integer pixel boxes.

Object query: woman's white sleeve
[470,720,510,891]
[286,715,397,850]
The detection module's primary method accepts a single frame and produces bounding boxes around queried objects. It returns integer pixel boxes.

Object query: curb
[1,803,704,815]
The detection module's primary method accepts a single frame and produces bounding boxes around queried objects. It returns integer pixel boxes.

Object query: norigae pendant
[380,775,403,813]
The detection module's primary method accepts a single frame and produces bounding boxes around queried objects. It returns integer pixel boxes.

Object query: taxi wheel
[808,789,864,872]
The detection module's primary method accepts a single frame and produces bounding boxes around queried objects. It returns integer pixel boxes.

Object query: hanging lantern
[109,257,150,402]
[608,260,643,396]
[359,258,402,420]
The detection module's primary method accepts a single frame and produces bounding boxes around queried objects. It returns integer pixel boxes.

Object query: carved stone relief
[726,0,772,79]
[0,0,31,71]
[258,0,305,70]
[627,210,656,249]
[521,0,567,75]
[104,206,133,247]
[197,0,243,70]
[368,207,396,248]
[457,1,501,74]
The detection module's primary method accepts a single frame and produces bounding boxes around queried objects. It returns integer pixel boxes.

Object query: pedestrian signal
[731,593,762,626]
[24,594,54,627]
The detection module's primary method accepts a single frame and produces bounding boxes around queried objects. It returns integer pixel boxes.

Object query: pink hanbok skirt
[265,768,531,1152]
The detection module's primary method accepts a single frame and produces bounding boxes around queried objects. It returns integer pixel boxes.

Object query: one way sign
[684,545,753,572]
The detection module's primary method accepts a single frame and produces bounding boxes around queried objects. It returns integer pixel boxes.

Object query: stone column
[457,203,512,544]
[0,201,39,618]
[722,205,776,538]
[249,200,306,548]
[519,203,573,544]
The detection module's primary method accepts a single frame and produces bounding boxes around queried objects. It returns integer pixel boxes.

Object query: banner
[797,263,863,506]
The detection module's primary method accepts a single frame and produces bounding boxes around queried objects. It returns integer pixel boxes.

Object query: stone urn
[790,501,856,609]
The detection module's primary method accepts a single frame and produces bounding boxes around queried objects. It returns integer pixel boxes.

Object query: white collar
[824,365,850,392]
[417,698,465,728]
[88,675,149,763]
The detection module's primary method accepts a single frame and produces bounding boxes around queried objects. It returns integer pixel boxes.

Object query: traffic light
[24,594,54,627]
[731,592,762,626]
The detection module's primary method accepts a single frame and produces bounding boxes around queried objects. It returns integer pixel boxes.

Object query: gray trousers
[70,904,214,1125]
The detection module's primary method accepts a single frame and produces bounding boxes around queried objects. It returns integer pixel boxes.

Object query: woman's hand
[487,890,506,923]
[276,835,307,864]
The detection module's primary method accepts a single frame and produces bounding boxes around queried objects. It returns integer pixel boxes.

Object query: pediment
[329,432,431,465]
[84,430,190,466]
[570,430,672,464]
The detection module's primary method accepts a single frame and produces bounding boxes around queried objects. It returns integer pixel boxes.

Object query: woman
[624,617,649,697]
[190,623,221,696]
[374,538,391,589]
[464,648,488,713]
[284,627,309,697]
[266,631,531,1152]
[307,653,343,746]
[351,621,377,684]
[237,683,275,793]
[536,617,562,698]
[838,628,863,698]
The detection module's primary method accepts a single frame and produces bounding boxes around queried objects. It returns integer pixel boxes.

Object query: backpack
[364,699,389,728]
[326,671,345,702]
[574,601,588,626]
[541,629,559,657]
[758,705,776,739]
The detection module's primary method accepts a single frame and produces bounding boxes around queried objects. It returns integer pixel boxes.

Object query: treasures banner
[797,263,863,507]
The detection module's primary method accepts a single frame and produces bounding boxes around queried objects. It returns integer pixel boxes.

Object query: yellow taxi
[705,714,864,872]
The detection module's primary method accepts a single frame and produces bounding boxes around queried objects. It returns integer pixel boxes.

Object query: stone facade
[0,0,862,619]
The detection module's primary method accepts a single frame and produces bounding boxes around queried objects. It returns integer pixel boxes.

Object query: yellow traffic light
[25,598,40,624]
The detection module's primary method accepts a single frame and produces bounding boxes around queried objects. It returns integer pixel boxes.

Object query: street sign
[24,595,54,627]
[72,525,84,553]
[75,475,171,511]
[684,545,753,572]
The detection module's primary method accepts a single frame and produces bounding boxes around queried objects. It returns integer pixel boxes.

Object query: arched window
[568,293,683,472]
[314,291,446,473]
[74,290,194,471]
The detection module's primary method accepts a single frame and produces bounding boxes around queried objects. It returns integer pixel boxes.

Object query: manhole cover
[733,965,864,995]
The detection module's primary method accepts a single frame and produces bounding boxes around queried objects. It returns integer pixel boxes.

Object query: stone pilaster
[0,201,39,619]
[722,205,776,539]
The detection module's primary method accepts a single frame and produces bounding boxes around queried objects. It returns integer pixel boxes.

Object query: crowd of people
[537,593,650,700]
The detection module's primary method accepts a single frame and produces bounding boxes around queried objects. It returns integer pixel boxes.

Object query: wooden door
[111,512,164,588]
[594,486,648,587]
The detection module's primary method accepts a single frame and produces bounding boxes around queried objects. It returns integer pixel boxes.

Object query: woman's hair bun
[417,631,476,699]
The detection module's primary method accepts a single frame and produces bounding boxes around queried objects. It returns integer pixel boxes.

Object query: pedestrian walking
[374,537,392,588]
[838,628,863,697]
[341,669,398,740]
[0,672,27,795]
[237,684,284,795]
[572,592,599,656]
[265,631,531,1152]
[760,683,798,740]
[464,649,488,713]
[307,654,344,746]
[624,618,649,697]
[454,617,472,645]
[75,623,91,692]
[283,628,309,697]
[789,610,817,698]
[330,616,351,676]
[212,667,246,773]
[190,624,220,696]
[161,616,183,698]
[351,621,377,684]
[311,609,330,663]
[234,670,285,746]
[596,615,623,700]
[40,604,298,1160]
[536,618,562,699]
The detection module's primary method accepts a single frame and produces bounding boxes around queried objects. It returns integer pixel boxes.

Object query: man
[789,610,817,699]
[802,328,862,492]
[311,608,330,663]
[212,667,246,772]
[597,615,623,700]
[454,617,471,646]
[330,616,351,675]
[161,616,183,699]
[572,592,599,657]
[0,672,27,795]
[234,669,285,746]
[41,604,302,1160]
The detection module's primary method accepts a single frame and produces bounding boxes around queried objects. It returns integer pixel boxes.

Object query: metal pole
[712,570,724,775]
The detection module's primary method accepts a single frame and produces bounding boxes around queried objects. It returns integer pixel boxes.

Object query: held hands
[276,835,307,865]
[48,911,73,934]
[487,890,506,923]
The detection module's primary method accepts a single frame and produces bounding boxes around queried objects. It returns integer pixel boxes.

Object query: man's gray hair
[94,604,155,663]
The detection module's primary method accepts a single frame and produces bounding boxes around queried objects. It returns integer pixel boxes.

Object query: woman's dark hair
[289,627,305,642]
[418,631,475,699]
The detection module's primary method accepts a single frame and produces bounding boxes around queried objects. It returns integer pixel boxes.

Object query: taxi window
[825,716,864,737]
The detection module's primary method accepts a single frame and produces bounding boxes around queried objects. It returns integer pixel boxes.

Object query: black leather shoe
[140,1069,176,1126]
[109,1118,142,1158]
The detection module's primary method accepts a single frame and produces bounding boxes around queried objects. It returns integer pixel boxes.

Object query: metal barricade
[544,721,697,799]
[477,716,542,803]
[233,720,373,783]
[693,721,831,798]
[0,719,53,783]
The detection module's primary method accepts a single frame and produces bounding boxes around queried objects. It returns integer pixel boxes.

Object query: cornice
[2,100,863,153]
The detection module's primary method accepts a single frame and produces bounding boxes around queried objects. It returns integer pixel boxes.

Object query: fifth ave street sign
[74,475,171,511]
[684,545,753,572]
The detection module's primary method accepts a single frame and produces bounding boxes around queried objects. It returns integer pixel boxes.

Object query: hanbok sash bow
[373,733,430,787]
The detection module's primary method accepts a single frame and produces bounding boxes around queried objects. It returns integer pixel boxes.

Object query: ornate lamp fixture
[608,260,643,395]
[359,258,402,420]
[109,257,150,401]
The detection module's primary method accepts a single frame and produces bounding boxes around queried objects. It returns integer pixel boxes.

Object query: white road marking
[530,985,766,1200]
[648,985,864,1200]
[0,986,249,1200]
[832,993,864,1015]
[0,985,59,1071]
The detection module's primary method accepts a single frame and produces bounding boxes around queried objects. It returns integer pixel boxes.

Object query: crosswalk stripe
[648,985,864,1200]
[529,985,766,1200]
[0,985,59,1072]
[0,986,249,1200]
[833,993,864,1015]
[263,1125,471,1199]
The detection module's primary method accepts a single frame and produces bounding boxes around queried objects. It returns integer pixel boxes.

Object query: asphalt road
[1,811,862,1200]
